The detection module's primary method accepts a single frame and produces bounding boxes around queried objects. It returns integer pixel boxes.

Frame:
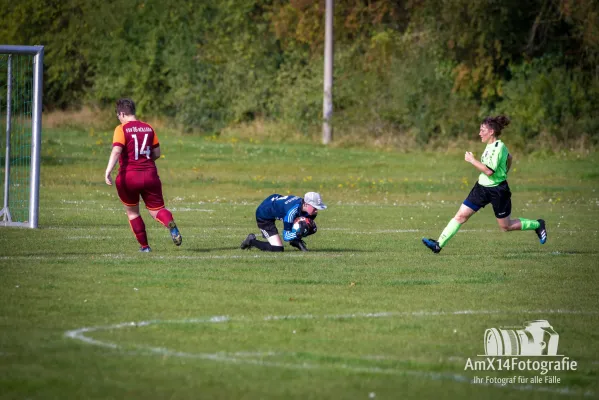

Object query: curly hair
[116,98,136,116]
[482,115,510,137]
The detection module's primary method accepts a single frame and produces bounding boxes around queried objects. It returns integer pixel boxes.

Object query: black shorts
[257,218,278,239]
[463,181,512,218]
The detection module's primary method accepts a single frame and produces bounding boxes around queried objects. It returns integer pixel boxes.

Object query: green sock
[438,218,462,248]
[519,218,540,231]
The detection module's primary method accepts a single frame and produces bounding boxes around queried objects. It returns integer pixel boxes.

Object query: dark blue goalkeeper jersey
[255,194,315,241]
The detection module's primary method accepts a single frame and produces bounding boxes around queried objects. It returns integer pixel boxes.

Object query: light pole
[322,0,333,144]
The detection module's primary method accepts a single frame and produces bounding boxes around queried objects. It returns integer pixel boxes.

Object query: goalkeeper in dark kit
[240,192,326,252]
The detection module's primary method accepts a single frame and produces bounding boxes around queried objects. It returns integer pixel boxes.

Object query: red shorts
[116,169,165,210]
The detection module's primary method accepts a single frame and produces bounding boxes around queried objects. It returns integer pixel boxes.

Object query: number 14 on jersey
[132,134,151,160]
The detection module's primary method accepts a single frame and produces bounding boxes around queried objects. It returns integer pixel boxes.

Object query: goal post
[0,45,43,228]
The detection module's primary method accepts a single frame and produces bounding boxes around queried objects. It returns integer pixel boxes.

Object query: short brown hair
[116,98,136,116]
[482,115,510,137]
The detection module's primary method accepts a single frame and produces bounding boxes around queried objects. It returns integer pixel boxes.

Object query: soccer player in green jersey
[422,115,547,253]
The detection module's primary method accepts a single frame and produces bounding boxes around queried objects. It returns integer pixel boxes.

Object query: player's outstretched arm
[105,147,123,185]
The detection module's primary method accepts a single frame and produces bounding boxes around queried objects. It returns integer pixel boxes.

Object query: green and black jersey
[478,140,509,187]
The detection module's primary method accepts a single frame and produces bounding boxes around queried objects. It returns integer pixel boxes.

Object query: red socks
[155,208,174,227]
[129,209,175,249]
[129,216,148,248]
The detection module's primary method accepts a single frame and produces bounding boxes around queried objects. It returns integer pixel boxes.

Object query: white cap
[304,192,327,210]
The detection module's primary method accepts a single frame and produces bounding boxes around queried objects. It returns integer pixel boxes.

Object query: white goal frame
[0,45,44,228]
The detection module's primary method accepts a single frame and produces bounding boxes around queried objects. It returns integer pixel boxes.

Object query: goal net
[0,45,43,228]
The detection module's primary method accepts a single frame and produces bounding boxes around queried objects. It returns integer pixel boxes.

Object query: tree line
[2,0,598,145]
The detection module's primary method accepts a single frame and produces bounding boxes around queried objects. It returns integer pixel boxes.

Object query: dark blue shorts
[463,181,512,219]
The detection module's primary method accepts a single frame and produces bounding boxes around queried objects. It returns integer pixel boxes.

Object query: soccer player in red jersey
[104,98,182,252]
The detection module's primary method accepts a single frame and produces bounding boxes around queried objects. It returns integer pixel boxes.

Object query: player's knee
[454,215,469,224]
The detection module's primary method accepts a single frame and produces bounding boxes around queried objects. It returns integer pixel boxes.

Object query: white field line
[55,200,584,207]
[61,236,244,240]
[65,236,114,240]
[65,310,598,397]
[0,253,345,261]
[48,203,463,209]
[0,249,581,261]
[45,207,215,212]
[169,208,215,212]
[41,226,587,235]
[326,227,586,234]
[63,235,269,240]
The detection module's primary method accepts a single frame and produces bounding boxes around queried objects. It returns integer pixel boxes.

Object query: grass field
[1,128,598,399]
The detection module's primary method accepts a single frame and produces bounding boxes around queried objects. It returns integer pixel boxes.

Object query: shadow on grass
[184,246,374,253]
[437,249,598,258]
[304,248,374,252]
[2,251,123,257]
[187,246,243,253]
[501,250,599,257]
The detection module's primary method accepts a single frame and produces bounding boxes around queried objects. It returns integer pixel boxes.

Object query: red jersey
[112,121,160,171]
